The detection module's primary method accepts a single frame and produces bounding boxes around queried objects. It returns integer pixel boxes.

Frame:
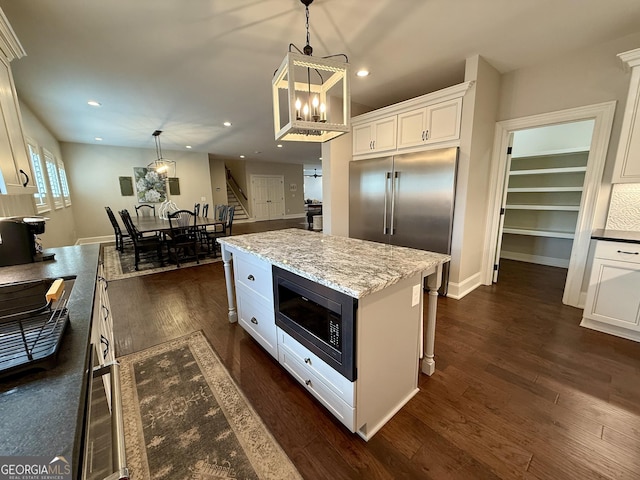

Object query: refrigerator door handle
[383,172,391,234]
[390,171,399,235]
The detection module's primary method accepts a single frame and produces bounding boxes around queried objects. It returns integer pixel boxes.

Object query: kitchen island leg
[221,246,238,323]
[421,264,443,376]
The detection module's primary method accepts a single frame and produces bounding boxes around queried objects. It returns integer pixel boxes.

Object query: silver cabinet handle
[383,172,391,234]
[250,317,258,324]
[617,250,639,255]
[390,171,399,235]
[305,379,312,387]
[247,274,255,281]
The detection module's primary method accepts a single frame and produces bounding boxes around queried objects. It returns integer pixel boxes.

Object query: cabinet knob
[617,250,639,255]
[247,274,255,281]
[304,357,311,364]
[305,379,312,387]
[250,316,258,324]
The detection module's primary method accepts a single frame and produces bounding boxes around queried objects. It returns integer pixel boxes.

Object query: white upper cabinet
[353,116,397,156]
[612,48,640,183]
[0,9,34,195]
[352,82,473,159]
[397,98,463,149]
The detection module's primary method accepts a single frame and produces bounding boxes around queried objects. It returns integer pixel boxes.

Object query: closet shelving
[501,151,588,266]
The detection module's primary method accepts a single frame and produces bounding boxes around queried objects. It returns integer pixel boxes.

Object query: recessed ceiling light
[223,121,232,127]
[87,100,102,107]
[356,69,369,77]
[185,145,192,149]
[240,155,245,158]
[94,137,103,141]
[277,144,283,148]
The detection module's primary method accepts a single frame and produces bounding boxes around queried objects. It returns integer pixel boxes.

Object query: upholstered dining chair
[105,206,129,252]
[167,210,200,267]
[119,209,164,271]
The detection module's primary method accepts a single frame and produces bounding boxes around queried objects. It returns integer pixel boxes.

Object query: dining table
[131,215,225,235]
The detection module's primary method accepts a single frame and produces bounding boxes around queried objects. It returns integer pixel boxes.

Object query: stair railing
[225,168,250,216]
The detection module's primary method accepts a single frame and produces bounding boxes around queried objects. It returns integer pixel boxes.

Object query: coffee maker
[0,216,53,266]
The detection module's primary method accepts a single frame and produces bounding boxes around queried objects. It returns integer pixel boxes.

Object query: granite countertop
[218,229,450,298]
[0,244,100,476]
[591,229,640,244]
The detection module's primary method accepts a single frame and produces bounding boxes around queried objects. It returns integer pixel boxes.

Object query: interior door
[267,176,285,219]
[492,134,514,282]
[251,175,284,220]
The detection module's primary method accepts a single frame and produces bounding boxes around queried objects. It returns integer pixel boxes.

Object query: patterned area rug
[102,244,221,281]
[119,331,302,480]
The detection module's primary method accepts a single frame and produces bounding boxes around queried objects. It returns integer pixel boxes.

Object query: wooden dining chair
[167,210,200,267]
[135,204,156,217]
[105,206,130,252]
[119,209,164,271]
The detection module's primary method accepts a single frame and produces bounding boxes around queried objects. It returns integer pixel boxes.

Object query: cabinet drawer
[237,284,277,359]
[278,347,355,431]
[595,240,640,264]
[234,250,273,301]
[278,329,355,406]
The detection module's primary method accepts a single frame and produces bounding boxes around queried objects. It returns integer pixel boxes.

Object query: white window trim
[56,155,72,206]
[25,137,51,214]
[42,147,64,210]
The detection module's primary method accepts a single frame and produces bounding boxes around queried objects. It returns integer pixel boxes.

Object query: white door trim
[482,101,616,307]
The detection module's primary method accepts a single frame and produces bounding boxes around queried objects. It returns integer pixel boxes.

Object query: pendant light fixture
[272,0,351,142]
[147,130,176,179]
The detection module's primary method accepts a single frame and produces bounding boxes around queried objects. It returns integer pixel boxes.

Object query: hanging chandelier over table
[147,130,176,179]
[272,0,351,143]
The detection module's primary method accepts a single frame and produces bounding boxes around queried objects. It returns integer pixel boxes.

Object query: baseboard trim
[445,272,482,299]
[500,251,569,268]
[76,235,113,245]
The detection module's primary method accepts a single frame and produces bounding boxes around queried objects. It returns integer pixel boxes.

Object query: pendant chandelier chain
[305,4,310,50]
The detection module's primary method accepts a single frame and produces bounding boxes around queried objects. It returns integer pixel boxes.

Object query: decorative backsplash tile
[606,183,640,231]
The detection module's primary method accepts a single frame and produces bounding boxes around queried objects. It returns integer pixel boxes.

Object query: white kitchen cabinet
[352,81,473,160]
[581,240,640,342]
[232,250,278,359]
[612,48,640,183]
[0,13,35,195]
[91,264,116,407]
[397,98,462,149]
[352,116,397,156]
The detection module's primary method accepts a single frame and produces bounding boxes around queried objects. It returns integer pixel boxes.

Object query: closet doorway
[483,102,616,307]
[251,175,285,221]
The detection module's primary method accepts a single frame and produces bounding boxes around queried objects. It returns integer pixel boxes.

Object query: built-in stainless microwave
[273,266,358,381]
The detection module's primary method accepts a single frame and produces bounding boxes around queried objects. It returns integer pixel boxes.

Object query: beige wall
[62,143,212,240]
[17,101,77,247]
[208,155,228,208]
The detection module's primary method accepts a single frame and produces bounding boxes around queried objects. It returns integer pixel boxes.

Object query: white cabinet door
[396,98,463,150]
[352,117,397,156]
[0,56,35,194]
[612,53,640,182]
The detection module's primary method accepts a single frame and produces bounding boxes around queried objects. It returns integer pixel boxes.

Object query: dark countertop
[0,244,99,477]
[591,229,640,244]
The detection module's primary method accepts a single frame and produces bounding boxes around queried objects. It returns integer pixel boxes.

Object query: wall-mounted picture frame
[134,167,167,203]
[168,177,180,196]
[119,176,134,196]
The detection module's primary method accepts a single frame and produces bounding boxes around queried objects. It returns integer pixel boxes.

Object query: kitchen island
[218,229,449,440]
[0,244,99,479]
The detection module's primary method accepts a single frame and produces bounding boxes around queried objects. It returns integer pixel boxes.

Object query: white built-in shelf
[505,204,580,211]
[507,186,583,193]
[509,166,587,176]
[502,228,575,239]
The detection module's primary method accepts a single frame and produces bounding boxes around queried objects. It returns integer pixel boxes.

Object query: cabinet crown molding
[0,8,26,61]
[617,47,640,70]
[352,81,474,125]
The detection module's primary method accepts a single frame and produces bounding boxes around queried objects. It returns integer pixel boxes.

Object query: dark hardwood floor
[109,220,640,479]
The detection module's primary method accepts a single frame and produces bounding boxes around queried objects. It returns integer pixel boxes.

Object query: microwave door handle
[390,171,398,235]
[383,172,391,235]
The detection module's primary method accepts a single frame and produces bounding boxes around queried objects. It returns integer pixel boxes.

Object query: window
[56,156,71,206]
[43,148,63,209]
[26,139,50,213]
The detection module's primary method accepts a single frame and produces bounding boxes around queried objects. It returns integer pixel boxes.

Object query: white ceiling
[2,0,640,165]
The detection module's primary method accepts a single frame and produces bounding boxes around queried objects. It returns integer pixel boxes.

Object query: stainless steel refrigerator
[349,147,458,294]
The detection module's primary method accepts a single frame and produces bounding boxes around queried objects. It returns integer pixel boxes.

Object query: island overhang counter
[217,229,449,440]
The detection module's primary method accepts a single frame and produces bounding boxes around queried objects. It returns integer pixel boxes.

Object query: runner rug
[102,244,221,281]
[119,331,301,480]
